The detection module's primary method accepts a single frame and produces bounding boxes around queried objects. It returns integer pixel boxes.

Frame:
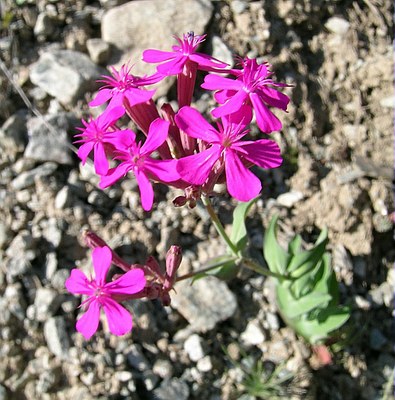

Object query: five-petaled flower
[202,57,290,133]
[142,32,227,76]
[89,64,163,112]
[99,118,180,211]
[65,246,146,340]
[175,106,283,201]
[74,106,124,175]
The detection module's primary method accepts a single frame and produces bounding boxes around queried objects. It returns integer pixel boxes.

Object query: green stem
[242,257,282,279]
[176,257,237,282]
[201,195,239,256]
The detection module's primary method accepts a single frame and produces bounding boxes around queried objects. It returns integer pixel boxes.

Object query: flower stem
[201,195,239,256]
[241,257,282,279]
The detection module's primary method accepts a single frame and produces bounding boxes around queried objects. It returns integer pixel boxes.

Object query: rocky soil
[0,0,394,399]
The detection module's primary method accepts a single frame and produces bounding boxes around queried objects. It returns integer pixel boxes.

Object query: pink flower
[175,106,282,201]
[100,118,179,211]
[142,32,227,76]
[89,64,163,112]
[65,246,146,340]
[202,57,290,133]
[74,107,125,175]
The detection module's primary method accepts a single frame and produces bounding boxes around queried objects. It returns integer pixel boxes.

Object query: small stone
[45,252,58,280]
[0,384,7,400]
[154,378,189,400]
[380,95,395,108]
[34,288,60,322]
[153,359,173,379]
[126,344,150,371]
[171,276,238,332]
[231,0,248,14]
[241,320,266,346]
[184,334,205,362]
[265,312,280,331]
[325,16,350,35]
[143,371,159,391]
[11,162,57,190]
[30,50,104,105]
[51,269,70,290]
[276,191,304,207]
[211,36,234,67]
[44,317,70,359]
[0,222,10,249]
[34,12,55,39]
[55,186,73,209]
[114,371,133,382]
[197,356,212,372]
[86,38,111,65]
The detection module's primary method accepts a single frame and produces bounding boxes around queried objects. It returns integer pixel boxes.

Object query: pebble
[44,317,71,359]
[184,334,205,362]
[34,12,55,39]
[34,288,60,322]
[211,36,234,67]
[11,162,57,190]
[276,191,304,207]
[197,356,213,372]
[325,16,350,35]
[30,50,103,105]
[126,344,150,371]
[153,359,173,379]
[86,38,111,65]
[241,320,266,346]
[153,378,190,400]
[172,276,238,332]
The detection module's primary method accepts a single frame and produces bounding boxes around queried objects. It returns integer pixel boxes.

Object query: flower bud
[164,245,182,290]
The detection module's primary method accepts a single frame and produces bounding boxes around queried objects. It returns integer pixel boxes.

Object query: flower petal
[102,298,133,336]
[65,269,93,295]
[140,118,169,156]
[144,158,180,182]
[225,150,261,202]
[92,246,112,286]
[99,162,131,189]
[135,169,154,211]
[124,88,156,107]
[176,145,222,185]
[238,139,283,169]
[105,268,146,295]
[258,87,290,111]
[201,74,243,91]
[157,56,187,75]
[250,92,282,133]
[93,142,109,175]
[189,53,228,70]
[89,88,112,107]
[76,300,100,340]
[142,49,177,63]
[175,107,219,142]
[77,141,95,164]
[211,89,248,118]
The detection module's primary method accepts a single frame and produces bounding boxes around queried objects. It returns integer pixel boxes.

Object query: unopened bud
[145,256,165,281]
[164,245,182,290]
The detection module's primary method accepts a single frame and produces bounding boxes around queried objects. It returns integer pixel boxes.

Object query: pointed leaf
[230,197,258,253]
[263,215,289,275]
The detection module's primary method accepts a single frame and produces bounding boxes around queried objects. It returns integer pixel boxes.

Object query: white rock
[325,17,350,35]
[241,320,266,346]
[184,334,205,362]
[276,191,304,207]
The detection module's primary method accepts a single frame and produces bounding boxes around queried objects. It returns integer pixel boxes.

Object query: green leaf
[276,284,332,319]
[288,234,302,255]
[191,255,239,283]
[287,228,328,276]
[230,197,258,253]
[293,306,351,344]
[263,215,289,275]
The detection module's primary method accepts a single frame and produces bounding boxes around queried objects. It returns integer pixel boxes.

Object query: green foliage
[263,216,350,344]
[191,254,239,282]
[228,353,294,400]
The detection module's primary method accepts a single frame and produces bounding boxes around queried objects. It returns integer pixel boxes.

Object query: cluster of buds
[67,32,290,338]
[66,231,182,339]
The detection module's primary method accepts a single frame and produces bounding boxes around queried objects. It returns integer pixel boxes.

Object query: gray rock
[86,38,111,65]
[25,113,74,165]
[154,378,189,400]
[325,16,350,35]
[0,222,10,250]
[241,320,266,346]
[211,36,234,67]
[276,191,304,207]
[44,317,70,359]
[172,276,238,332]
[126,344,150,371]
[153,359,173,379]
[51,269,70,290]
[11,162,57,190]
[0,111,28,161]
[34,12,55,38]
[101,0,213,80]
[34,288,60,322]
[30,50,103,105]
[184,334,205,362]
[4,283,26,321]
[55,186,73,209]
[0,384,7,400]
[369,328,387,350]
[231,0,248,14]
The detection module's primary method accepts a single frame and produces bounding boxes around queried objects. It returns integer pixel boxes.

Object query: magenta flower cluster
[76,32,289,211]
[67,32,290,339]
